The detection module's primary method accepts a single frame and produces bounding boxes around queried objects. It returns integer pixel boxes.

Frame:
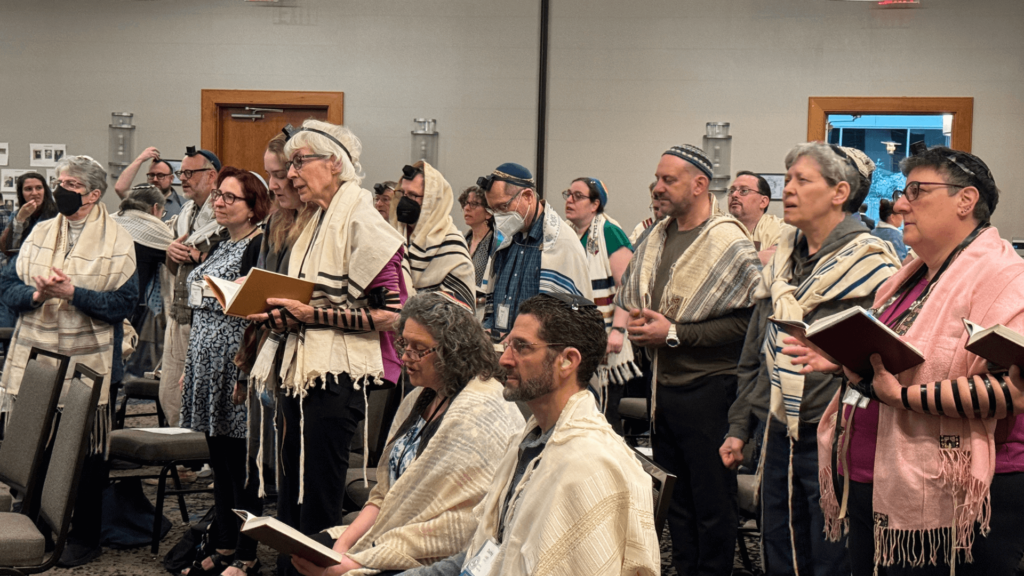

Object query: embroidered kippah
[663,144,714,179]
[492,162,535,187]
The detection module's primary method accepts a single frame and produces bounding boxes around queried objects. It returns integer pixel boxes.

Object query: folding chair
[0,364,104,575]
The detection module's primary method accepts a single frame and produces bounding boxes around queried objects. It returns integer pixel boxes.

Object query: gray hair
[118,184,166,215]
[784,142,873,213]
[395,292,501,398]
[283,119,364,186]
[55,155,107,195]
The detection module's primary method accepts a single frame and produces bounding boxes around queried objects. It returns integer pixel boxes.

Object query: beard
[503,359,556,402]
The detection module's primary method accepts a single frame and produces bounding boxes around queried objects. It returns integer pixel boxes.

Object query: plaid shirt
[483,208,545,340]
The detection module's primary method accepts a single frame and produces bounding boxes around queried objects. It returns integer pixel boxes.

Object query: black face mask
[395,196,421,224]
[53,185,84,216]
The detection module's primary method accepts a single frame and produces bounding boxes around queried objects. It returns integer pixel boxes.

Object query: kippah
[831,145,875,182]
[663,145,714,179]
[249,171,268,192]
[151,158,174,173]
[492,162,535,187]
[185,147,222,172]
[587,178,609,208]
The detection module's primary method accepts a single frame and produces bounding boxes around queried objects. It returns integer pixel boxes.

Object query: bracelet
[611,326,626,334]
[901,386,912,411]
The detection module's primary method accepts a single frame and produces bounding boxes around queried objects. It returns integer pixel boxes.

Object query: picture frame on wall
[1,169,32,193]
[165,159,182,186]
[760,173,786,201]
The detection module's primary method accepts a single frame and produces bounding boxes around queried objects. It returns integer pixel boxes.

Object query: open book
[234,510,342,567]
[204,267,315,318]
[963,318,1024,370]
[770,306,925,376]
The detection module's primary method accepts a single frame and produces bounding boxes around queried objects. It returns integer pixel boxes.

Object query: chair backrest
[631,447,676,537]
[0,348,70,517]
[38,364,103,550]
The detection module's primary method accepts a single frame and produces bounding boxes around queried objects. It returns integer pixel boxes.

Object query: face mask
[395,196,421,224]
[53,185,84,217]
[492,210,525,250]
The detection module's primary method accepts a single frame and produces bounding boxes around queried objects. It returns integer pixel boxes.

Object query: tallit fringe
[596,360,641,387]
[819,465,845,542]
[874,526,956,571]
[298,396,305,504]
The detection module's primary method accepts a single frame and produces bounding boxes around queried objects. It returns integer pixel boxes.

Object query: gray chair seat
[0,511,45,565]
[618,398,648,420]
[737,473,758,516]
[109,429,209,463]
[0,483,12,513]
[122,376,161,399]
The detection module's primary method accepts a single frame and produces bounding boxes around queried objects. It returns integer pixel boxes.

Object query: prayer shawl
[389,161,476,308]
[112,208,174,251]
[583,213,640,388]
[461,390,660,576]
[479,205,593,310]
[616,195,760,327]
[255,181,402,502]
[330,378,525,575]
[748,213,788,251]
[0,203,136,453]
[759,226,900,439]
[818,227,1024,570]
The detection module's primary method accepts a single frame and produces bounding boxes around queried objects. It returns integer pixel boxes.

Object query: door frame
[200,89,345,156]
[806,96,973,152]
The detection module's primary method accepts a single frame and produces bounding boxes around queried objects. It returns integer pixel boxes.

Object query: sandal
[227,558,262,576]
[184,551,235,576]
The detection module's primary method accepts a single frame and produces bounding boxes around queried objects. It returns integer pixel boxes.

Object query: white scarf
[112,208,175,251]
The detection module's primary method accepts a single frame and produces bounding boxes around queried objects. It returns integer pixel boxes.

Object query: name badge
[496,304,510,330]
[461,539,500,576]
[189,282,204,307]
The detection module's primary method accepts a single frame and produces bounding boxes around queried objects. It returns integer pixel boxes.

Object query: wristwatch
[666,325,680,348]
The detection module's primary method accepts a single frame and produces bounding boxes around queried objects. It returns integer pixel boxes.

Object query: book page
[205,276,242,309]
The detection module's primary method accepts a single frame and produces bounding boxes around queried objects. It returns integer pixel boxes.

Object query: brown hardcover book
[234,510,342,567]
[963,318,1024,370]
[769,306,925,376]
[204,267,315,318]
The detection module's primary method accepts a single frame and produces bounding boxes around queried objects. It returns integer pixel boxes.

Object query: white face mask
[493,210,526,249]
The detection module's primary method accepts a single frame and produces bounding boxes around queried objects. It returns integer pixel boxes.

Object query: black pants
[276,373,365,574]
[653,376,738,576]
[966,471,1024,575]
[67,454,109,547]
[206,434,262,560]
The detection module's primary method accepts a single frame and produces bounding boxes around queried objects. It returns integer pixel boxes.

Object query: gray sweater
[727,216,875,442]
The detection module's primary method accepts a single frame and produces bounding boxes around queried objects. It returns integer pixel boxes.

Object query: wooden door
[201,90,344,175]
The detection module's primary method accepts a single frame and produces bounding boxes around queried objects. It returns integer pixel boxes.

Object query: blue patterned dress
[180,235,258,438]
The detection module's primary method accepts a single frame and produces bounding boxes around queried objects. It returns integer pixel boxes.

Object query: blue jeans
[761,418,850,576]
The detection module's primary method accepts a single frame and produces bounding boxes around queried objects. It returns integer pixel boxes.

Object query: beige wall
[2,0,1022,239]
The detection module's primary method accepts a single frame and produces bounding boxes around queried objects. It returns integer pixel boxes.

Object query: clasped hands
[167,234,201,265]
[625,308,671,347]
[32,267,75,303]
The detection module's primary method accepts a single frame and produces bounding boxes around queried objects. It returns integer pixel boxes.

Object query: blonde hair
[266,133,316,253]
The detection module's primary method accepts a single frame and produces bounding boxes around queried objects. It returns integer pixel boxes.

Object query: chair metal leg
[169,465,189,523]
[152,465,170,554]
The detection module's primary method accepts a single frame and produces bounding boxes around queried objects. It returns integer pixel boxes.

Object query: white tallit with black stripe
[273,180,404,396]
[759,226,901,439]
[390,161,476,308]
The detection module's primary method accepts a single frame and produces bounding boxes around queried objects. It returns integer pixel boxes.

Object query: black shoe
[57,542,102,568]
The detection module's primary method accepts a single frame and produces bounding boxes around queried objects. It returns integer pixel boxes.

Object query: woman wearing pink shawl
[787,147,1024,575]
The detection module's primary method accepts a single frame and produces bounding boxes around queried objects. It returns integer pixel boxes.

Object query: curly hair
[395,292,501,398]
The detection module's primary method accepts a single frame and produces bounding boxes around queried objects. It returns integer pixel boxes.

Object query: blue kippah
[492,163,535,187]
[663,144,713,179]
[587,178,608,208]
[185,147,222,172]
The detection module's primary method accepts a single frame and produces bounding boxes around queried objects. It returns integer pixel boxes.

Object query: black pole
[535,0,550,199]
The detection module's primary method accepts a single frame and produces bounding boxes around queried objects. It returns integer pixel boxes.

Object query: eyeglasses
[146,172,173,180]
[501,339,569,356]
[394,189,424,202]
[487,188,524,214]
[174,167,213,181]
[461,201,484,209]
[561,190,591,203]
[210,189,244,205]
[290,154,329,171]
[727,186,760,197]
[395,338,438,362]
[892,181,967,203]
[55,179,86,192]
